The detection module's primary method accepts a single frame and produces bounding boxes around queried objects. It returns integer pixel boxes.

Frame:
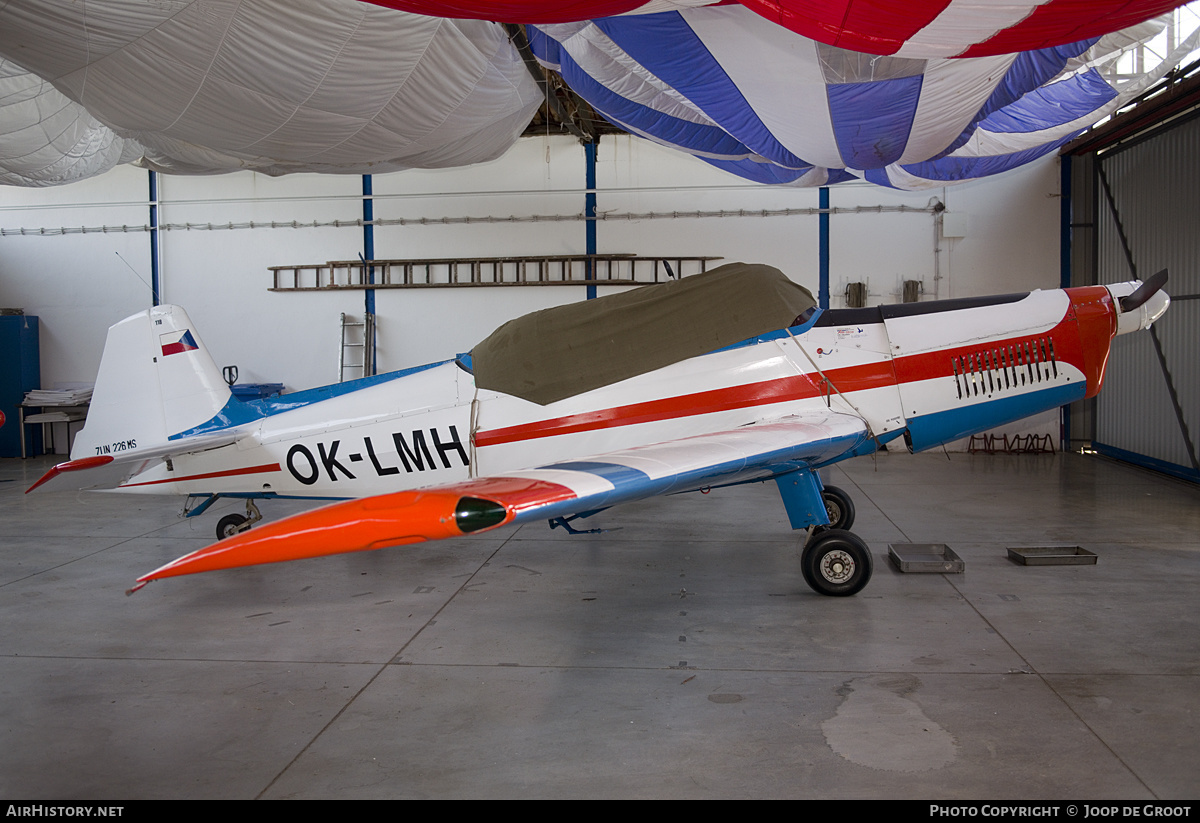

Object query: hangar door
[1068,111,1200,483]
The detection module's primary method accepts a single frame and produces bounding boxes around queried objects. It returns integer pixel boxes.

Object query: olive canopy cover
[470,262,817,405]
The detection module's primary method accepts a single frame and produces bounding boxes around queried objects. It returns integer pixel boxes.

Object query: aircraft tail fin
[71,305,233,460]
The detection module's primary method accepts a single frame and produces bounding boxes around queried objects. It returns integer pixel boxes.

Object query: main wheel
[216,513,249,540]
[821,485,855,531]
[801,529,873,597]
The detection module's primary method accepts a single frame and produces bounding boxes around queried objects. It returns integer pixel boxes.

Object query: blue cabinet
[0,314,40,457]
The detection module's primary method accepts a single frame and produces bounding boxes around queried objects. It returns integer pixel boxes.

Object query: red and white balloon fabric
[364,0,1189,57]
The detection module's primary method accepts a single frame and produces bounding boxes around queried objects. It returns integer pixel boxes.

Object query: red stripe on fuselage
[475,305,1096,449]
[476,372,825,447]
[120,463,281,488]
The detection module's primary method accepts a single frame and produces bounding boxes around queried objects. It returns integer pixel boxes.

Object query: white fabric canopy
[0,0,543,186]
[0,60,140,187]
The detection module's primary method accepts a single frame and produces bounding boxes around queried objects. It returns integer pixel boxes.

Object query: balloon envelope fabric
[363,0,1189,58]
[0,0,543,186]
[529,6,1200,189]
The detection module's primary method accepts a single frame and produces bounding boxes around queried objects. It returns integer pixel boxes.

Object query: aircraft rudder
[151,305,235,436]
[71,305,233,460]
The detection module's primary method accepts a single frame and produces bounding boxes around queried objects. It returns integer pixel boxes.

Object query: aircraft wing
[26,432,243,494]
[131,411,870,590]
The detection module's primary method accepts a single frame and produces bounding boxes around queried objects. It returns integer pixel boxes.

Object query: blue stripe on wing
[511,414,871,525]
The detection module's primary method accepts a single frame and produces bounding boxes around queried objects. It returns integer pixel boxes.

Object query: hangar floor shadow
[2,450,1198,799]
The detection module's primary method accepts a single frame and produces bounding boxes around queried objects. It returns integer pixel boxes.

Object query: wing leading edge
[130,412,870,590]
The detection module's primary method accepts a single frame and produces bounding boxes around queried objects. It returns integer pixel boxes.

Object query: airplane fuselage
[105,285,1116,500]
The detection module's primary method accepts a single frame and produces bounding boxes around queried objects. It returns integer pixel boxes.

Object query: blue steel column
[1059,156,1072,291]
[585,141,597,300]
[818,186,830,309]
[1059,155,1072,448]
[363,174,376,375]
[149,170,160,307]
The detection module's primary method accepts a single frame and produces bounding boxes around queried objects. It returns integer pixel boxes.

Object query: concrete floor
[1,449,1198,799]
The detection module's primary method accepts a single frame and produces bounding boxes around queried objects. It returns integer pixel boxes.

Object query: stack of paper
[23,388,93,405]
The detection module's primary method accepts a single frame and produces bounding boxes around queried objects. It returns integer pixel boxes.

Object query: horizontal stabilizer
[27,431,241,494]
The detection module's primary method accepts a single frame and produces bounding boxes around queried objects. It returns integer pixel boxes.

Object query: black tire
[216,513,248,540]
[821,485,855,531]
[801,529,873,597]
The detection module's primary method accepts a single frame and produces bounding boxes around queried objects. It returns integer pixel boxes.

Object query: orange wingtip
[26,455,114,493]
[131,477,577,588]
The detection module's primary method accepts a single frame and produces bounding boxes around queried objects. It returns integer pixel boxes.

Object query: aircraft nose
[1117,288,1170,336]
[1145,289,1170,324]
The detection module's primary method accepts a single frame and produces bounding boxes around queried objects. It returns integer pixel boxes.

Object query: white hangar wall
[0,171,153,393]
[0,134,1061,403]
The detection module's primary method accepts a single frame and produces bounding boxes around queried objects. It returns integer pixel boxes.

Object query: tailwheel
[215,500,264,540]
[216,514,247,540]
[801,529,873,597]
[821,485,855,531]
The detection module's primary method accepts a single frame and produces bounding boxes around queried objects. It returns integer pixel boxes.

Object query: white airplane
[27,263,1169,597]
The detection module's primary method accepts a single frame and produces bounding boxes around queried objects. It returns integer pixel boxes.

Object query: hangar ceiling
[0,0,1196,188]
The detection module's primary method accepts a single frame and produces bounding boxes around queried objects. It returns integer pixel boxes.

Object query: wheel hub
[820,549,855,584]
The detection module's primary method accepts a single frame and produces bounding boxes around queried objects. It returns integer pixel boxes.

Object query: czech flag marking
[160,330,199,356]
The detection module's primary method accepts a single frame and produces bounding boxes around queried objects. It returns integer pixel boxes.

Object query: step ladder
[338,311,375,382]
